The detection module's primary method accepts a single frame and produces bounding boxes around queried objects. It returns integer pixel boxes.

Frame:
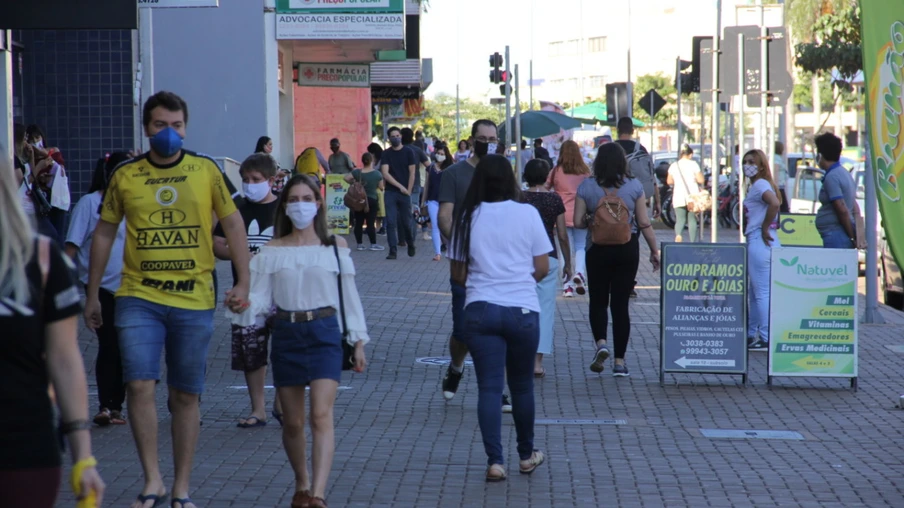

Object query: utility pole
[710,0,722,243]
[515,64,523,184]
[455,84,461,144]
[676,57,683,151]
[530,60,534,110]
[759,0,768,153]
[737,32,746,244]
[505,45,512,150]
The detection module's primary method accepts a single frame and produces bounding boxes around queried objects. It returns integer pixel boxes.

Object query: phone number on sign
[681,340,725,347]
[682,347,729,355]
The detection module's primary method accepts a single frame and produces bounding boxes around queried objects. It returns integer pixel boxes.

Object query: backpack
[591,188,632,246]
[625,141,655,199]
[344,171,369,213]
[294,147,321,177]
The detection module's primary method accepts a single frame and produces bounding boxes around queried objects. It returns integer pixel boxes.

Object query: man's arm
[438,202,454,240]
[212,235,231,261]
[407,164,416,194]
[831,199,856,240]
[219,211,250,286]
[381,164,406,192]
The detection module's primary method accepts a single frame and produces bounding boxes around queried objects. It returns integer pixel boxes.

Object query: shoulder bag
[676,161,712,213]
[331,238,355,371]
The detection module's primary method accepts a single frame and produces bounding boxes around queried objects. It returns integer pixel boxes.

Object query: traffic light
[489,52,504,83]
[500,83,512,96]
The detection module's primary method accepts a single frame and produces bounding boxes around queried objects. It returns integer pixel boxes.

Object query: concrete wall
[151,2,267,163]
[293,87,372,166]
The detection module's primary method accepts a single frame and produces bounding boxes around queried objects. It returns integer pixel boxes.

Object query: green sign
[276,0,403,13]
[768,247,858,378]
[860,3,904,272]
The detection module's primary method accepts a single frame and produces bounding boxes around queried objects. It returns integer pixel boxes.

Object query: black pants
[585,234,640,359]
[95,287,125,411]
[354,197,378,245]
[779,189,790,213]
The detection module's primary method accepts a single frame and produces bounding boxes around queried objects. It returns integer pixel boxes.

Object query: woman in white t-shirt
[667,144,705,242]
[742,149,782,351]
[450,154,550,482]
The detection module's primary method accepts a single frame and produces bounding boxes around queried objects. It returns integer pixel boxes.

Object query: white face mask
[435,155,446,163]
[242,181,272,203]
[286,202,318,230]
[34,139,44,149]
[743,164,759,178]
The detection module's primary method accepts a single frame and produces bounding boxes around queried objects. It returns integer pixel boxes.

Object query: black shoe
[386,251,397,260]
[748,339,768,351]
[408,243,416,257]
[441,244,447,252]
[629,289,638,298]
[377,227,387,235]
[442,366,463,400]
[502,394,512,413]
[589,344,610,373]
[747,336,758,347]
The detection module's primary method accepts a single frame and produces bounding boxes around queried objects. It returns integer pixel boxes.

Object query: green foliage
[417,94,505,143]
[786,0,850,44]
[630,73,683,128]
[794,3,862,81]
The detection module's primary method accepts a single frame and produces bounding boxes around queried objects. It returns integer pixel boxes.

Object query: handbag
[344,171,369,213]
[676,161,711,213]
[331,237,355,371]
[50,165,71,211]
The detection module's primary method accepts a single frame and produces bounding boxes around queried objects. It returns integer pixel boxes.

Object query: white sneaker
[370,244,385,251]
[423,232,432,241]
[564,287,575,298]
[357,244,366,251]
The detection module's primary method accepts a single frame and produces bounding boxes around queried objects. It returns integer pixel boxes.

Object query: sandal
[110,410,127,425]
[271,409,284,427]
[485,464,507,482]
[534,369,546,378]
[93,408,112,426]
[135,492,169,508]
[236,415,267,428]
[171,497,194,508]
[308,497,328,507]
[290,490,312,508]
[519,450,545,475]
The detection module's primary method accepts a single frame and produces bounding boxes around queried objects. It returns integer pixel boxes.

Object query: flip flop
[236,416,267,428]
[534,369,546,378]
[171,497,193,508]
[136,492,169,508]
[271,409,284,427]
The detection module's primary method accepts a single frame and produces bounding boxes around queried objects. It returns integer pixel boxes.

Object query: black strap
[331,237,349,340]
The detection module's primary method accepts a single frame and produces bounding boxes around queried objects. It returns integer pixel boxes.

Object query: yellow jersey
[101,150,238,310]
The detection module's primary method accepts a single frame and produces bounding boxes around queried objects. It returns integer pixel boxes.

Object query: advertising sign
[138,0,219,7]
[660,243,748,385]
[276,0,403,40]
[777,213,821,247]
[325,175,350,234]
[768,247,858,383]
[296,63,370,88]
[861,6,904,271]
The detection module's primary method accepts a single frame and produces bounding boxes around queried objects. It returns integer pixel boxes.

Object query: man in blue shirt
[814,132,857,248]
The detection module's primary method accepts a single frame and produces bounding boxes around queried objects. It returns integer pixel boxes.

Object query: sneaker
[423,232,432,241]
[748,339,769,351]
[357,244,366,251]
[589,344,610,373]
[747,336,759,348]
[563,287,575,298]
[612,364,630,377]
[386,251,397,260]
[377,227,387,236]
[370,244,385,251]
[408,243,416,257]
[573,273,586,295]
[629,289,638,298]
[442,366,464,400]
[502,394,512,413]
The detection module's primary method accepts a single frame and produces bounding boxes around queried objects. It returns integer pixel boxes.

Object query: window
[588,75,607,88]
[548,41,563,57]
[588,36,607,53]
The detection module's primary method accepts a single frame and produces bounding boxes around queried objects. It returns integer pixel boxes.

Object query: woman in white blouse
[229,175,368,508]
[451,155,550,482]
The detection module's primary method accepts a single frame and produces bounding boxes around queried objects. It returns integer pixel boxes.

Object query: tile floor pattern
[60,229,904,507]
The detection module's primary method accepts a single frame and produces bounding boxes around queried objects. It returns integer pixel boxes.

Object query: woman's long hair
[89,152,131,194]
[437,144,454,170]
[556,140,590,176]
[744,149,783,204]
[452,155,520,272]
[254,136,271,154]
[366,143,384,165]
[592,143,629,188]
[272,174,334,246]
[0,148,35,306]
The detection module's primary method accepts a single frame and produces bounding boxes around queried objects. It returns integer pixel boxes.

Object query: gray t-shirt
[406,143,430,188]
[815,164,856,234]
[437,159,477,210]
[328,151,355,174]
[576,177,645,248]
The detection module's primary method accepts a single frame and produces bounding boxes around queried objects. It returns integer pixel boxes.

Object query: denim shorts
[270,315,343,387]
[450,278,467,339]
[114,296,214,394]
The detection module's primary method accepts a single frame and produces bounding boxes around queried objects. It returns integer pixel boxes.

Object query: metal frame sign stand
[660,243,749,386]
[767,247,859,391]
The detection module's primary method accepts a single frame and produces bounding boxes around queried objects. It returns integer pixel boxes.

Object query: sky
[419,0,772,102]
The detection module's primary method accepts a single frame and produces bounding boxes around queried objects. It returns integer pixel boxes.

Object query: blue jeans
[427,200,442,256]
[821,225,855,249]
[463,301,540,466]
[385,189,414,251]
[114,296,214,394]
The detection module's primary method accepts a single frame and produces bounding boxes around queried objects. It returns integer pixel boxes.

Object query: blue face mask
[149,127,184,158]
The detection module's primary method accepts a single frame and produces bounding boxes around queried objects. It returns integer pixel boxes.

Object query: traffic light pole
[710,0,722,243]
[676,57,683,152]
[737,32,746,245]
[759,0,769,160]
[505,46,512,150]
[515,64,522,185]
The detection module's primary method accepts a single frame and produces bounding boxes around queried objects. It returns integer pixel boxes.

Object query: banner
[138,0,219,7]
[296,63,370,88]
[325,175,350,235]
[660,244,747,381]
[861,5,904,271]
[276,0,403,40]
[777,213,821,247]
[768,247,858,378]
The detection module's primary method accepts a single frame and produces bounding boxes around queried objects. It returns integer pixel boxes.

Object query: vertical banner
[860,6,904,270]
[768,247,858,379]
[325,175,350,235]
[660,243,748,384]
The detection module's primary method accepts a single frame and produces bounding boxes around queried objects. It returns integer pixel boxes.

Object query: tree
[416,94,505,143]
[631,72,682,128]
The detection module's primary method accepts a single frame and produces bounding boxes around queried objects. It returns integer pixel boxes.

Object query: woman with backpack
[667,144,705,243]
[344,153,385,251]
[545,140,591,298]
[451,154,550,482]
[573,143,660,377]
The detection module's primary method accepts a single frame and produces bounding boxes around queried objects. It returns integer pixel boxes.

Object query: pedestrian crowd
[0,85,861,507]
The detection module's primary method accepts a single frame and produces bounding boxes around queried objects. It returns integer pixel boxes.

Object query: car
[651,151,702,168]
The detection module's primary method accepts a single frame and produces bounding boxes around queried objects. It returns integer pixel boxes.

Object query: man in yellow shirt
[85,91,250,508]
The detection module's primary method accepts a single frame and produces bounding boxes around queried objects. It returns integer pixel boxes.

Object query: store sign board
[276,0,403,40]
[296,63,370,88]
[287,0,391,9]
[138,0,219,7]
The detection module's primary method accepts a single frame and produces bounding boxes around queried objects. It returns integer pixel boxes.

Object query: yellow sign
[324,175,350,234]
[777,214,822,247]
